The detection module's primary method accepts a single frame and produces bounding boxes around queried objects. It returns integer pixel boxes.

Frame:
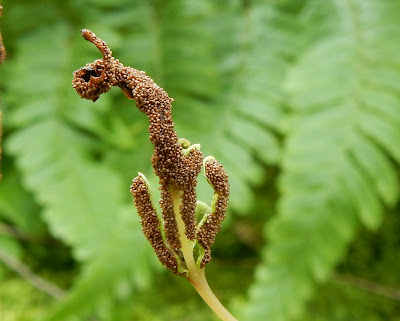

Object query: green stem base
[171,186,238,321]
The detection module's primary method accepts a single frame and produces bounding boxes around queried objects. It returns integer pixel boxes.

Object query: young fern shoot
[72,29,237,321]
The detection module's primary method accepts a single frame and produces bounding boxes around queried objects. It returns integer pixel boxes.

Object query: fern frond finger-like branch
[131,173,179,273]
[197,156,230,267]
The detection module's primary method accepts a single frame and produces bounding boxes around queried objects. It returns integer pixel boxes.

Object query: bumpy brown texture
[72,30,202,192]
[160,183,181,253]
[131,176,178,273]
[72,29,229,273]
[179,148,203,240]
[0,5,5,63]
[197,158,230,267]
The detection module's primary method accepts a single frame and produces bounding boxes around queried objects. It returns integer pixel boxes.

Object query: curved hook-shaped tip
[81,29,93,42]
[80,29,112,62]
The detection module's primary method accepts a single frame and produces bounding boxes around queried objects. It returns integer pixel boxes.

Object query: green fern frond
[245,0,400,320]
[167,1,290,212]
[0,170,44,235]
[4,14,156,319]
[45,206,155,321]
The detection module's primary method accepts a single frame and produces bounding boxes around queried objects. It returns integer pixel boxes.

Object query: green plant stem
[171,186,238,321]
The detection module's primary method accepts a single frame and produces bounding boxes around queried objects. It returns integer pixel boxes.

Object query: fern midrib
[225,1,253,133]
[231,0,256,121]
[215,2,260,150]
[334,0,367,153]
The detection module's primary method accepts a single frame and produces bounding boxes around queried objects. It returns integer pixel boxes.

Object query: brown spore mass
[72,29,229,273]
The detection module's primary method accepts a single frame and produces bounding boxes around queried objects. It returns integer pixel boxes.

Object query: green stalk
[171,186,238,321]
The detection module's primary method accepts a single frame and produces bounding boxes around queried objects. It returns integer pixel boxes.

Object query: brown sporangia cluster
[130,174,179,272]
[197,158,229,266]
[0,4,5,63]
[72,29,229,275]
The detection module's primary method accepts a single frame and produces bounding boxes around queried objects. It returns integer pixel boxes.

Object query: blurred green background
[1,0,400,320]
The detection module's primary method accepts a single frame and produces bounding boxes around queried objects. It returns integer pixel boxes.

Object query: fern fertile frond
[245,0,400,320]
